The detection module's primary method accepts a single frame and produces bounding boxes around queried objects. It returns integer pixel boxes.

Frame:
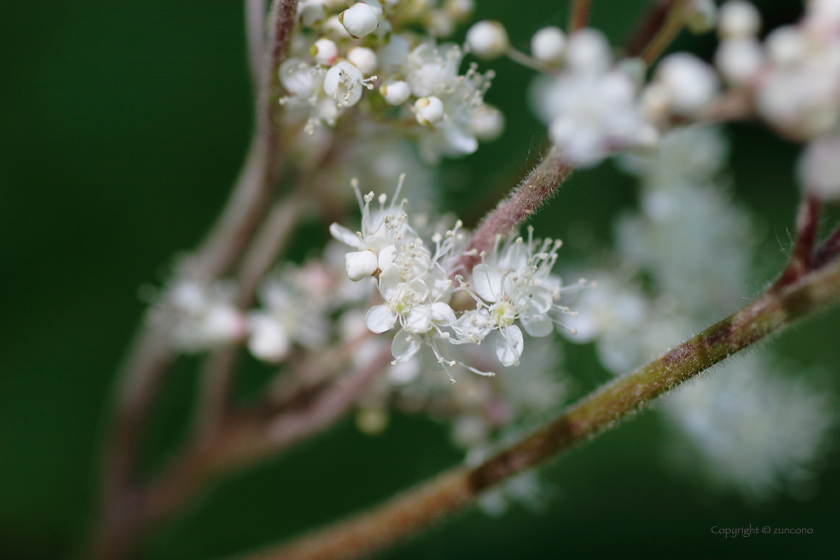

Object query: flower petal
[529,285,554,314]
[521,312,554,337]
[329,223,362,248]
[495,325,524,367]
[391,328,422,362]
[378,265,403,300]
[365,304,397,333]
[378,244,397,271]
[405,305,433,333]
[430,302,456,325]
[345,250,378,281]
[472,263,501,302]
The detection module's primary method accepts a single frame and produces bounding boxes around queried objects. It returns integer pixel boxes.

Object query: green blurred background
[2,1,839,559]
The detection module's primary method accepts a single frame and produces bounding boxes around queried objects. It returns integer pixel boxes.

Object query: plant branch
[246,0,268,93]
[774,195,821,289]
[453,146,572,275]
[234,230,840,560]
[569,0,592,32]
[140,345,394,529]
[92,2,300,558]
[624,0,687,65]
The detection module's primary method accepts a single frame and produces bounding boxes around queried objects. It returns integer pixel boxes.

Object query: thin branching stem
[624,0,687,65]
[140,345,394,529]
[569,0,592,32]
[91,2,300,559]
[234,221,840,560]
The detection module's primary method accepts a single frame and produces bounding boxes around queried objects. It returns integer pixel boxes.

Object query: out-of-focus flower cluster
[564,125,836,500]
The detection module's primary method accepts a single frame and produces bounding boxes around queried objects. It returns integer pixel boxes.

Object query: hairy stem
[235,255,840,560]
[454,146,572,275]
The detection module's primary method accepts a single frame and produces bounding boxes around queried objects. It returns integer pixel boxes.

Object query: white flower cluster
[329,178,581,378]
[278,0,502,163]
[166,259,355,362]
[565,126,836,499]
[530,29,659,166]
[691,0,840,201]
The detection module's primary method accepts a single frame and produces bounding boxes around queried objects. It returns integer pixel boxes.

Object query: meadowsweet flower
[458,229,583,366]
[531,29,657,166]
[168,280,246,352]
[247,268,330,362]
[664,355,836,501]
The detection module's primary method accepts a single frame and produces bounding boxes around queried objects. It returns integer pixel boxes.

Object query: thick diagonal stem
[237,256,840,560]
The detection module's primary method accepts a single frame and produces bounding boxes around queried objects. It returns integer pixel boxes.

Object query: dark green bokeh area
[2,1,838,559]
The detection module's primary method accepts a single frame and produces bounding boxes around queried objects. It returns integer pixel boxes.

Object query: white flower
[664,355,836,501]
[246,269,330,362]
[329,177,414,281]
[340,2,379,39]
[458,230,582,367]
[324,61,368,107]
[531,26,566,64]
[540,69,656,166]
[465,20,509,60]
[168,281,246,352]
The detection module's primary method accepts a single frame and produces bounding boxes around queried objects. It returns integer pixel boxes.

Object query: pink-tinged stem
[454,146,573,275]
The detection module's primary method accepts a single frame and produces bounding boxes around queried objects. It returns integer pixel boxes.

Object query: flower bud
[715,39,763,86]
[766,26,805,67]
[531,26,566,64]
[323,15,352,40]
[415,96,445,125]
[684,0,717,34]
[470,105,504,141]
[656,53,719,115]
[347,46,378,75]
[718,0,761,39]
[566,29,612,73]
[345,250,379,281]
[310,38,338,66]
[465,20,509,60]
[380,80,411,105]
[298,0,326,28]
[444,0,474,22]
[340,3,379,39]
[799,135,840,201]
